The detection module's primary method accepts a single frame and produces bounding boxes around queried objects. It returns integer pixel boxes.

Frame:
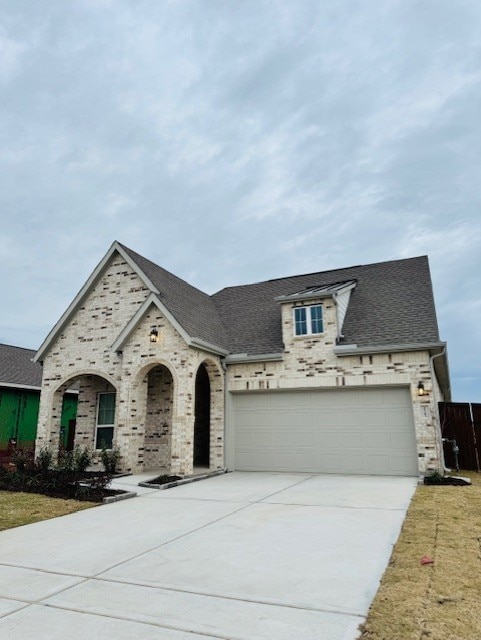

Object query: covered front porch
[35,358,225,476]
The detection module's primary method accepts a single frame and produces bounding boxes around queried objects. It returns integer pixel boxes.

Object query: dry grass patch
[359,472,481,640]
[0,490,94,531]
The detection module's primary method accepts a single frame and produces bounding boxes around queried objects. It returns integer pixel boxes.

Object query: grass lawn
[0,491,94,531]
[359,471,481,640]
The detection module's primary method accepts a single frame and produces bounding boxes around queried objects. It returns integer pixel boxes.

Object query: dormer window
[294,305,323,336]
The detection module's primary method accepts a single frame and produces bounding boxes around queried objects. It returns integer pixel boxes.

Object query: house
[34,241,450,477]
[0,343,77,453]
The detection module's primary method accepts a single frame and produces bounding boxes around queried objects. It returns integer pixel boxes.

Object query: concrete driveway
[0,472,416,639]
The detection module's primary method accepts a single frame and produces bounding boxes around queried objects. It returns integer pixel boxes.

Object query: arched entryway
[194,363,210,467]
[50,373,117,455]
[143,364,174,470]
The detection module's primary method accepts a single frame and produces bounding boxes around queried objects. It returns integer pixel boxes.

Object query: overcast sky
[1,1,480,402]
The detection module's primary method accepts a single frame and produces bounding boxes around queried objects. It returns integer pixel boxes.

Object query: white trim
[95,391,116,450]
[293,304,324,336]
[276,281,356,303]
[34,241,159,363]
[332,287,353,340]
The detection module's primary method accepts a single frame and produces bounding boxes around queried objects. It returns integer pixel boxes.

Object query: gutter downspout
[429,348,447,472]
[221,358,229,470]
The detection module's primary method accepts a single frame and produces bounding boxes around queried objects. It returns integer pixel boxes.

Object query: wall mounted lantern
[149,326,159,343]
[417,381,426,396]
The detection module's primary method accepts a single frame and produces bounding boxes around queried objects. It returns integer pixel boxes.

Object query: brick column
[36,384,62,455]
[170,372,195,476]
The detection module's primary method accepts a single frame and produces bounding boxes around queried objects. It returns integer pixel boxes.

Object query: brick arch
[125,361,177,472]
[40,371,118,458]
[53,369,118,395]
[132,359,178,389]
[194,358,224,470]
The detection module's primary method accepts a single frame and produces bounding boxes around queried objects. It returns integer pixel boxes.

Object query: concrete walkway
[0,472,417,639]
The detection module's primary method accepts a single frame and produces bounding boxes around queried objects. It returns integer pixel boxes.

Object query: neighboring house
[0,343,77,453]
[34,241,450,478]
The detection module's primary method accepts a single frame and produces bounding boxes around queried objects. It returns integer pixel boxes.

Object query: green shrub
[100,447,120,476]
[424,471,444,485]
[0,445,112,503]
[12,449,34,473]
[36,448,53,474]
[73,447,92,473]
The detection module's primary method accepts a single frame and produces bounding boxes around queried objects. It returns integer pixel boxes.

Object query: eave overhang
[224,353,284,364]
[333,341,447,356]
[0,382,79,394]
[0,382,41,392]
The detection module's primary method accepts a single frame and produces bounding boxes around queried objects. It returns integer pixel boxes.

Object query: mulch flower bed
[146,474,182,485]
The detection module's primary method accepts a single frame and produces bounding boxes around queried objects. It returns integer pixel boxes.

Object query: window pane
[294,307,307,335]
[96,426,114,450]
[310,305,323,334]
[98,393,115,425]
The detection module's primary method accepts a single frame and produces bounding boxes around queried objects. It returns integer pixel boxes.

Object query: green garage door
[232,387,418,476]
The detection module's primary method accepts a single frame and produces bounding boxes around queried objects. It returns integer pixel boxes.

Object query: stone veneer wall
[36,252,225,475]
[36,254,144,457]
[226,299,443,474]
[117,309,224,474]
[144,366,173,470]
[203,359,225,472]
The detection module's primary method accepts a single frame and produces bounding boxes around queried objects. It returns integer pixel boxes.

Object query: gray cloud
[0,0,480,401]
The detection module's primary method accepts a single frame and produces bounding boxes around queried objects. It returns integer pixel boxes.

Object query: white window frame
[293,304,324,336]
[95,391,116,450]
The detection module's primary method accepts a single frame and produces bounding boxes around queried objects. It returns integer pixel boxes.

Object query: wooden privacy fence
[438,402,481,471]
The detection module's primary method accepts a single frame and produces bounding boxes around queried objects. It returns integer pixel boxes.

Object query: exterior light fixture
[417,381,425,396]
[149,327,159,343]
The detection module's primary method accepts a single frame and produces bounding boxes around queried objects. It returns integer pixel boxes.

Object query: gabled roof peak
[35,241,230,362]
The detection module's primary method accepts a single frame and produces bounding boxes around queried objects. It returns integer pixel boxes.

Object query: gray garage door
[232,387,418,476]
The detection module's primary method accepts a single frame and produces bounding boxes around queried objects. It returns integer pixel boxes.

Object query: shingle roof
[211,256,440,355]
[119,243,230,350]
[0,344,43,388]
[35,242,443,363]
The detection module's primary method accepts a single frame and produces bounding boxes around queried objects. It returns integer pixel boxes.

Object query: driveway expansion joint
[102,575,364,619]
[92,502,251,578]
[9,600,230,640]
[0,472,416,640]
[253,473,315,503]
